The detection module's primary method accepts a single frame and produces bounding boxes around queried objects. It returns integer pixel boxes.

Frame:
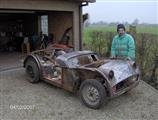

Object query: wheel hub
[86,86,99,102]
[27,66,34,78]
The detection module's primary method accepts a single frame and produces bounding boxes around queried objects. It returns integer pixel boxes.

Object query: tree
[132,19,139,25]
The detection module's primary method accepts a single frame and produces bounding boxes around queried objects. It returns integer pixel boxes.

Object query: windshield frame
[67,53,99,67]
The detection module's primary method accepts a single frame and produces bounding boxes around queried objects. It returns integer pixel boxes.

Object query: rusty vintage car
[24,48,140,109]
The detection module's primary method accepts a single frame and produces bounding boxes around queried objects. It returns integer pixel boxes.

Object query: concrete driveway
[0,52,25,72]
[0,68,158,120]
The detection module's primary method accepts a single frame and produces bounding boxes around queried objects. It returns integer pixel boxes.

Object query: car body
[24,48,140,109]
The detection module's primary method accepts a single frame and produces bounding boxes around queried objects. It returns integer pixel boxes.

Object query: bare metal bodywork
[24,48,140,98]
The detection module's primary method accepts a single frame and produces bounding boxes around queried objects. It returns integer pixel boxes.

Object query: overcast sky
[83,0,158,24]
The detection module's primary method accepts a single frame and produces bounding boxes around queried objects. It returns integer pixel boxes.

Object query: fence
[83,31,158,89]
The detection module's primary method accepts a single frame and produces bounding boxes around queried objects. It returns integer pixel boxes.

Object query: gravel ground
[0,68,158,120]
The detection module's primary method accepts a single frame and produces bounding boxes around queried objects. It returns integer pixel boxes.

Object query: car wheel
[25,59,40,83]
[79,79,107,109]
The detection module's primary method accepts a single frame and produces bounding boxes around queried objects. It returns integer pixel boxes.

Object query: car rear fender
[23,54,42,78]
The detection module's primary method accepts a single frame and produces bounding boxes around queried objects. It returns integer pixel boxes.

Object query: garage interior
[0,10,73,70]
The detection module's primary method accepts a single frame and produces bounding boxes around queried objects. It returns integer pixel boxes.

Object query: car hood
[98,60,137,85]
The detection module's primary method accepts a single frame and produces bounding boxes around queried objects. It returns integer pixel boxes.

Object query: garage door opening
[0,10,74,71]
[0,13,38,52]
[0,12,38,71]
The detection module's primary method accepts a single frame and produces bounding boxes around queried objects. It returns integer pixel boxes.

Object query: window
[41,15,48,35]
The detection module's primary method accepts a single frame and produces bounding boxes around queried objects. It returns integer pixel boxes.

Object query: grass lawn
[83,25,158,43]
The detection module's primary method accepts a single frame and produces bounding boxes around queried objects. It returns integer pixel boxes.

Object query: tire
[79,79,107,109]
[25,58,40,83]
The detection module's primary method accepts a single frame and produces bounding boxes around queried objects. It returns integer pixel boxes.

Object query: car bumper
[110,78,140,98]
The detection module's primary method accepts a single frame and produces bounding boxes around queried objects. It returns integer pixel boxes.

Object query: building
[0,0,95,53]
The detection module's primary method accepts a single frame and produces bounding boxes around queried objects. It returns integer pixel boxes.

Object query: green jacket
[111,33,135,60]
